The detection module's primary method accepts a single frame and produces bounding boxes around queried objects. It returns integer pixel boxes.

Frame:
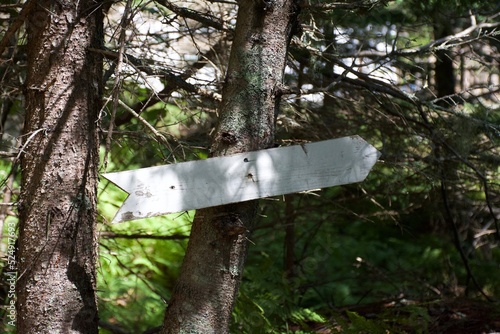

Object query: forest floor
[292,297,500,333]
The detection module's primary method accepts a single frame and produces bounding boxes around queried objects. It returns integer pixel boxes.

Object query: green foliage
[330,305,431,334]
[230,182,500,331]
[97,145,193,332]
[344,310,393,334]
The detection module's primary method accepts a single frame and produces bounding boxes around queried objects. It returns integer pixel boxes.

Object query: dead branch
[99,231,189,240]
[117,99,173,151]
[337,21,500,59]
[304,0,387,11]
[154,0,229,31]
[89,47,222,102]
[0,0,36,56]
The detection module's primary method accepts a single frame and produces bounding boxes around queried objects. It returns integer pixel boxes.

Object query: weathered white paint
[103,135,381,223]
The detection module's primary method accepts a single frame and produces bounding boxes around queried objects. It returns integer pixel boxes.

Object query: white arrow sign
[103,135,381,223]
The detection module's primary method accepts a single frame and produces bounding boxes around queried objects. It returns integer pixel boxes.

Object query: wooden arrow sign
[103,135,381,223]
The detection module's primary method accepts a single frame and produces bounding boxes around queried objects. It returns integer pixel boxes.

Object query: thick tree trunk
[161,1,299,333]
[17,1,102,333]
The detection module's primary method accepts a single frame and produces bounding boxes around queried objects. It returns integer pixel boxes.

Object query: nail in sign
[103,135,381,223]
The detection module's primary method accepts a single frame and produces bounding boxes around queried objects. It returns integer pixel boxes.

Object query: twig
[102,0,134,171]
[16,128,47,161]
[0,151,17,158]
[117,99,173,152]
[304,0,384,11]
[335,21,500,59]
[99,231,189,240]
[88,47,222,102]
[154,0,228,31]
[0,0,36,56]
[440,178,495,302]
[0,4,23,8]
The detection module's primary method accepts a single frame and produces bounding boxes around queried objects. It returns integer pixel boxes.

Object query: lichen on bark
[161,0,300,333]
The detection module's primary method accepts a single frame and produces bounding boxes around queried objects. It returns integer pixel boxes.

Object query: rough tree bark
[161,0,300,333]
[16,1,102,333]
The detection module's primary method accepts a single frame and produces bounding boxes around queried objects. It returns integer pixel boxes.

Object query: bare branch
[103,0,134,171]
[154,0,229,31]
[304,0,387,11]
[89,47,222,102]
[0,0,36,56]
[99,231,189,240]
[117,99,173,151]
[337,21,500,59]
[0,151,17,158]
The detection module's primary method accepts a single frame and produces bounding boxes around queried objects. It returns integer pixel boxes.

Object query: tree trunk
[17,1,102,333]
[433,19,455,99]
[161,1,300,333]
